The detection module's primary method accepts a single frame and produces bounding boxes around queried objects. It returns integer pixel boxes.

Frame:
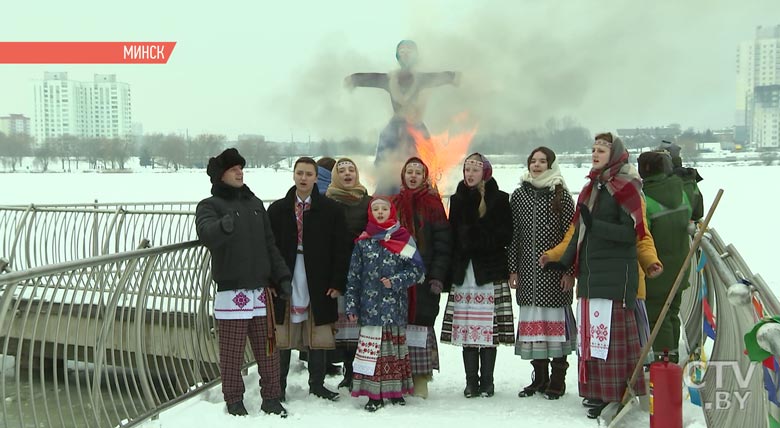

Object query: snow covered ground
[2,159,778,427]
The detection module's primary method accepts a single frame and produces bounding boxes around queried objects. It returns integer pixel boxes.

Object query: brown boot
[518,359,549,398]
[412,375,429,399]
[544,357,569,400]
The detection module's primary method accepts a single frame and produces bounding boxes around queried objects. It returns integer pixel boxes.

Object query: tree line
[0,119,732,172]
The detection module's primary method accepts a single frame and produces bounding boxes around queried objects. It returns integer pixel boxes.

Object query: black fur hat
[637,151,673,179]
[207,148,246,184]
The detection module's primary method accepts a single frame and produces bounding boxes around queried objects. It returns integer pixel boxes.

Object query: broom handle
[618,188,724,407]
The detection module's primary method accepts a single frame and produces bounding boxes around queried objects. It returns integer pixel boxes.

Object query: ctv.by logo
[682,360,755,410]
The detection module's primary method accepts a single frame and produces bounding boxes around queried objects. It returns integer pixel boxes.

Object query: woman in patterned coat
[508,147,576,400]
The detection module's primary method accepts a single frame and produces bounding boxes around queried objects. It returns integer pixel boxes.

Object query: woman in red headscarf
[390,157,451,399]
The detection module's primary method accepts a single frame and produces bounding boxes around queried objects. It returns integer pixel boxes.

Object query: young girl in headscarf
[541,133,662,419]
[345,197,425,412]
[390,157,451,398]
[441,153,515,398]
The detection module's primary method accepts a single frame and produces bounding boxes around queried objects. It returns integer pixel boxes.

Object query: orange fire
[407,114,477,194]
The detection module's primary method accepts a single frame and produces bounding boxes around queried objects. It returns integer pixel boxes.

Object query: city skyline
[0,1,777,142]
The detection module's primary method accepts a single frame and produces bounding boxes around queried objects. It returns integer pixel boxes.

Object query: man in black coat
[267,157,349,401]
[196,148,290,417]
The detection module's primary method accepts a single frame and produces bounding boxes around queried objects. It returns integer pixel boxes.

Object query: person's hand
[538,254,550,267]
[509,273,518,289]
[380,277,392,288]
[578,203,593,228]
[561,274,575,292]
[326,288,341,298]
[348,314,358,322]
[278,280,292,300]
[220,214,234,234]
[647,263,663,279]
[429,279,443,295]
[543,261,569,272]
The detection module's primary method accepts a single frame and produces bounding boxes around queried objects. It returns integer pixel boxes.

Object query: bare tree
[34,140,56,172]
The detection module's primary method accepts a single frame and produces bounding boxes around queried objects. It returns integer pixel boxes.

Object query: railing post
[8,204,34,271]
[133,246,159,411]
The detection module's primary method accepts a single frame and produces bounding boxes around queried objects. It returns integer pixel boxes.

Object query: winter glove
[543,261,569,272]
[220,214,234,234]
[429,279,443,295]
[278,279,292,300]
[578,203,592,228]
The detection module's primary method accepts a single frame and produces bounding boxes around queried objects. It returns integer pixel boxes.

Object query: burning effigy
[344,40,464,194]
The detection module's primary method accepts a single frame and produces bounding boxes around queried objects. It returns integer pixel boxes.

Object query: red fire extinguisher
[649,352,683,428]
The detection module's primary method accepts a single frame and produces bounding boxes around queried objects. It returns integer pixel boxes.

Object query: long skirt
[515,305,577,359]
[578,301,646,402]
[408,326,440,376]
[441,270,514,346]
[351,326,414,400]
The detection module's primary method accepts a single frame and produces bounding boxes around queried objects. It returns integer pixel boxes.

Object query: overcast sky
[0,0,776,141]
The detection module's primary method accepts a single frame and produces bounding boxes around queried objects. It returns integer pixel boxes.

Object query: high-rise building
[32,72,132,142]
[0,114,31,136]
[737,25,780,148]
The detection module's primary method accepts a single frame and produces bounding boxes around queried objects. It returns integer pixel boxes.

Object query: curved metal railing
[0,240,257,428]
[679,228,779,428]
[0,202,198,272]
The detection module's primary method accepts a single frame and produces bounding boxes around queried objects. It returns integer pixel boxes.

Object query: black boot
[278,349,292,402]
[260,399,288,418]
[308,349,340,401]
[582,398,605,408]
[462,347,480,398]
[338,347,355,390]
[544,357,569,400]
[586,402,609,419]
[226,401,248,416]
[479,347,497,397]
[518,359,549,398]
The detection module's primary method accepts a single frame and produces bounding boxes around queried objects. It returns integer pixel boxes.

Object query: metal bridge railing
[679,228,779,428]
[0,240,256,428]
[0,202,198,272]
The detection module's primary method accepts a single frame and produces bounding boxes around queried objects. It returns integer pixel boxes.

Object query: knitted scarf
[520,163,568,191]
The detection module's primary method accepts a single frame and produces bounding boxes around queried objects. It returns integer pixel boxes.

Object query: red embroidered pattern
[232,292,249,308]
[591,323,609,342]
[518,320,565,337]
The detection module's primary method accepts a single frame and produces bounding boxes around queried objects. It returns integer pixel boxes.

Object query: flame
[407,114,477,194]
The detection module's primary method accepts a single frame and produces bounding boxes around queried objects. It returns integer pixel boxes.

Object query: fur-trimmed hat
[207,148,246,184]
[637,151,673,179]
